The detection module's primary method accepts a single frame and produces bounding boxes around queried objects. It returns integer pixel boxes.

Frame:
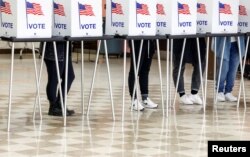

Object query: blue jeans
[217,42,240,93]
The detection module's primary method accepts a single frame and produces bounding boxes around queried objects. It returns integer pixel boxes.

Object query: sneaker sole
[144,105,158,109]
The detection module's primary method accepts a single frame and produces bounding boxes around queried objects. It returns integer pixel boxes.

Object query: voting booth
[197,0,239,34]
[0,0,52,38]
[53,0,102,37]
[160,0,197,35]
[105,0,156,36]
[238,0,250,33]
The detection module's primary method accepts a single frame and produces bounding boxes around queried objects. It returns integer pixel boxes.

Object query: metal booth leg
[156,39,164,115]
[81,41,85,114]
[104,40,115,120]
[237,36,249,108]
[131,40,144,114]
[122,40,127,121]
[31,42,42,120]
[87,40,115,120]
[63,41,70,126]
[172,38,187,107]
[236,36,248,108]
[53,42,66,119]
[33,42,46,120]
[213,37,217,104]
[7,42,15,132]
[166,38,170,117]
[204,37,210,111]
[196,38,205,112]
[87,40,101,117]
[215,37,226,105]
[169,39,173,107]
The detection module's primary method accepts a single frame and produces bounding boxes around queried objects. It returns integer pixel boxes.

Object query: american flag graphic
[156,4,165,15]
[197,3,207,14]
[136,2,149,15]
[78,3,94,16]
[54,2,65,16]
[178,2,190,14]
[0,0,11,14]
[219,2,232,14]
[26,1,43,15]
[239,5,247,16]
[112,2,123,14]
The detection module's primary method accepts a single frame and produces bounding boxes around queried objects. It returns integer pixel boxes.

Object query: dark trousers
[44,55,75,103]
[128,40,155,98]
[172,38,206,93]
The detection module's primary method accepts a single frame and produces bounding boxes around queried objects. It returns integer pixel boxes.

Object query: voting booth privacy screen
[238,0,250,33]
[0,0,52,38]
[197,0,239,34]
[105,0,156,36]
[156,0,167,35]
[53,0,102,37]
[164,0,197,35]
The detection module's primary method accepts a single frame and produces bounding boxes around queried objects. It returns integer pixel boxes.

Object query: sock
[191,90,198,95]
[179,92,185,97]
[142,94,148,101]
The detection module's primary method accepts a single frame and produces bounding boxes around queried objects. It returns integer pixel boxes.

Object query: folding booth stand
[1,37,64,132]
[52,0,106,125]
[208,33,247,108]
[106,0,162,120]
[196,0,242,107]
[0,0,53,131]
[64,36,115,125]
[168,34,206,112]
[114,35,166,120]
[239,32,250,108]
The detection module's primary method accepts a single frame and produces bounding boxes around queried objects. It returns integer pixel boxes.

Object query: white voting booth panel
[162,0,197,35]
[53,0,102,37]
[156,0,167,35]
[0,0,52,38]
[105,0,156,36]
[238,0,250,33]
[197,0,239,34]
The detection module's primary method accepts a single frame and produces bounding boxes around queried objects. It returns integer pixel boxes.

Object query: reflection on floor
[0,53,250,157]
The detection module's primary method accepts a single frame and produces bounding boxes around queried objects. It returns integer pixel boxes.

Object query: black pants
[172,38,206,93]
[44,55,75,103]
[128,40,155,98]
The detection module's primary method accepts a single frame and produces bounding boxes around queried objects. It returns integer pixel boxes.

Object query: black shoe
[56,101,75,115]
[48,106,75,116]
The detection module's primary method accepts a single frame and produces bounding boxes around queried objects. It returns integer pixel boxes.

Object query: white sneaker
[225,93,237,102]
[179,94,193,105]
[143,98,158,109]
[217,92,225,102]
[188,94,202,105]
[131,99,144,111]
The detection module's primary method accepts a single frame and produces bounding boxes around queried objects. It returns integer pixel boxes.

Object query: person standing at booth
[213,37,245,102]
[128,40,158,111]
[41,42,75,116]
[172,38,206,105]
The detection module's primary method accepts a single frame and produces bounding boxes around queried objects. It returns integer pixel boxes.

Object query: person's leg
[216,57,229,93]
[59,53,75,102]
[56,47,75,115]
[189,60,205,104]
[225,42,240,94]
[45,59,67,116]
[172,54,185,95]
[128,40,145,111]
[44,59,58,103]
[138,40,158,108]
[138,40,151,101]
[128,40,143,99]
[191,59,205,93]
